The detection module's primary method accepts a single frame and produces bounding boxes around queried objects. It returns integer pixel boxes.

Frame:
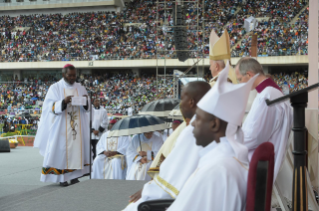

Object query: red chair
[246,142,274,211]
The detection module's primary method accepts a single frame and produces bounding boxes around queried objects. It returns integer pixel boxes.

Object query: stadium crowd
[0,69,307,121]
[0,0,308,62]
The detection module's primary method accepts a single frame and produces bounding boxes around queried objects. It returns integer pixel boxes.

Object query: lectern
[266,83,319,211]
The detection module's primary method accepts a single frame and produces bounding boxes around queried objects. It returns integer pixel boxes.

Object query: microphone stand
[87,89,93,179]
[266,83,319,210]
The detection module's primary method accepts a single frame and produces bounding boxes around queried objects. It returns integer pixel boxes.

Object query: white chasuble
[64,88,82,170]
[126,133,163,181]
[34,79,91,183]
[92,132,130,180]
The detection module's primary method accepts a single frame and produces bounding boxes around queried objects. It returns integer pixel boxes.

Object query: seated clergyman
[126,132,163,181]
[92,119,131,180]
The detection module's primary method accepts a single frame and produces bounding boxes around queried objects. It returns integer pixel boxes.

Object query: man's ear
[62,73,65,78]
[210,117,220,133]
[247,71,254,79]
[189,98,195,108]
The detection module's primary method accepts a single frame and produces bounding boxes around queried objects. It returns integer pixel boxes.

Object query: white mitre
[197,62,258,164]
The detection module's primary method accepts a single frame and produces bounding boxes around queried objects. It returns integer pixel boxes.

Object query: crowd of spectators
[0,0,309,62]
[232,0,308,57]
[272,71,308,93]
[0,68,308,130]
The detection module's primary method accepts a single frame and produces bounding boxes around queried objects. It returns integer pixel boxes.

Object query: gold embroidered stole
[64,88,82,169]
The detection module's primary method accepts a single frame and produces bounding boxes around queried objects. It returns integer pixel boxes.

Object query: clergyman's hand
[129,189,143,203]
[93,130,99,136]
[64,95,73,104]
[140,157,148,164]
[104,151,111,157]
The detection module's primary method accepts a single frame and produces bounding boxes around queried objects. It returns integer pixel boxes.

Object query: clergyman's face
[209,60,218,77]
[63,69,77,85]
[143,132,153,139]
[191,108,212,147]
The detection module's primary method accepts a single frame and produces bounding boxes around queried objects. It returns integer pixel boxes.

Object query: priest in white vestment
[34,64,91,187]
[91,98,109,159]
[126,132,163,181]
[123,81,211,211]
[167,62,258,211]
[92,120,131,180]
[235,58,293,181]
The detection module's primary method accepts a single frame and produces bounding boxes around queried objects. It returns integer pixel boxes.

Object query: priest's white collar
[199,136,227,158]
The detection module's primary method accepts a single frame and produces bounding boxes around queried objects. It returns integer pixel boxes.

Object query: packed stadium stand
[0,0,309,62]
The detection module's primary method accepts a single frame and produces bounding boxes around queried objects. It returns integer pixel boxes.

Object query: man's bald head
[180,81,211,119]
[184,81,211,103]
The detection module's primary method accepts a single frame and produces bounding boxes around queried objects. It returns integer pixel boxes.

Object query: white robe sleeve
[147,136,163,161]
[96,132,108,155]
[126,135,142,165]
[167,164,246,211]
[100,109,109,131]
[243,97,281,150]
[34,84,62,156]
[117,136,131,155]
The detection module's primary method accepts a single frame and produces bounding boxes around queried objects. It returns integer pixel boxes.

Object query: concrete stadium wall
[0,56,309,70]
[0,0,123,14]
[0,5,118,16]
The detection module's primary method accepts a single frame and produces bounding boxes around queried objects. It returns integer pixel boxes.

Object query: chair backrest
[246,142,274,211]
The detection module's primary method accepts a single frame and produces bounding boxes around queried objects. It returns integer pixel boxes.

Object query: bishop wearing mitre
[34,64,91,187]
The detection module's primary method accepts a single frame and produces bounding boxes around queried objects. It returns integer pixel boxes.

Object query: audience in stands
[0,0,308,61]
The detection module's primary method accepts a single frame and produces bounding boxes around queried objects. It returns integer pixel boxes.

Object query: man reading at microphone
[34,64,91,187]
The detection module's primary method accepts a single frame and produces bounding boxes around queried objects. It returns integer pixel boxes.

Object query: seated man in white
[92,119,131,180]
[126,132,163,181]
[167,63,258,211]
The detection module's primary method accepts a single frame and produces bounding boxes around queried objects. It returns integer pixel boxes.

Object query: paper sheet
[71,97,87,106]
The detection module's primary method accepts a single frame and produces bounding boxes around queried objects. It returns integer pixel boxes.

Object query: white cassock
[123,120,199,211]
[91,106,108,140]
[126,133,163,181]
[34,78,91,183]
[243,78,293,181]
[92,132,130,180]
[167,138,248,211]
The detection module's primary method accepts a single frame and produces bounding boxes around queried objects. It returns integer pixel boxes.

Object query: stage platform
[0,147,144,211]
[0,147,293,211]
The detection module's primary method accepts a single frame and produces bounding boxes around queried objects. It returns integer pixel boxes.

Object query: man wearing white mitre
[126,132,163,181]
[167,63,258,211]
[92,119,131,180]
[34,64,91,187]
